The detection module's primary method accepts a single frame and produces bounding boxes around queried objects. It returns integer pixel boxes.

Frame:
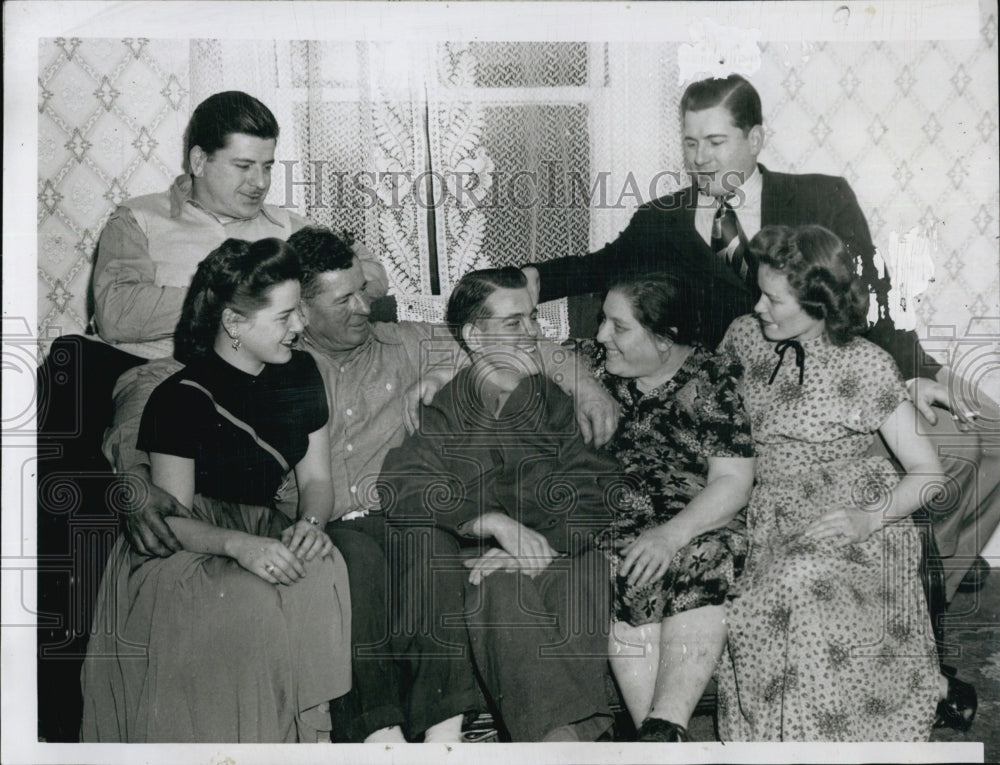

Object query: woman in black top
[81,238,351,743]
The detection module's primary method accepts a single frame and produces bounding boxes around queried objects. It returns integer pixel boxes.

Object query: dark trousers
[327,516,482,740]
[463,548,613,741]
[326,517,406,741]
[389,526,485,738]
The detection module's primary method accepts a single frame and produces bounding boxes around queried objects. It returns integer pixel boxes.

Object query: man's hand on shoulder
[402,366,458,434]
[573,374,620,447]
[521,266,540,305]
[119,467,185,556]
[535,338,620,447]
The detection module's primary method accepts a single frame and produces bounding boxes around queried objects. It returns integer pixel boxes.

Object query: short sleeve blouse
[138,350,329,505]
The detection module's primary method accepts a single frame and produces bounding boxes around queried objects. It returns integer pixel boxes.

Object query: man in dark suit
[523,74,998,603]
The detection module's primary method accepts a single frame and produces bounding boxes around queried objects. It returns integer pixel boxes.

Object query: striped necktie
[710,195,753,285]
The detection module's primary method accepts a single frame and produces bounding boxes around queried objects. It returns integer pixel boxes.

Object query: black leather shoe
[957,556,990,594]
[636,717,689,742]
[934,665,977,732]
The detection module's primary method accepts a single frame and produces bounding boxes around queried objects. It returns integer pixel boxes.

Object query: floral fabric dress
[588,343,755,626]
[716,315,939,741]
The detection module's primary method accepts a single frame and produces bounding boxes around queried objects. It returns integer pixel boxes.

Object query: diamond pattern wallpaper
[753,25,999,397]
[35,13,1000,402]
[37,38,190,354]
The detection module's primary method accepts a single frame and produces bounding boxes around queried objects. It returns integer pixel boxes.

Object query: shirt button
[346,444,353,452]
[386,383,393,391]
[350,485,357,494]
[339,366,345,373]
[345,408,353,416]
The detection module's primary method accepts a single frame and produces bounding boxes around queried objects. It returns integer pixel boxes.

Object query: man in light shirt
[93,91,305,359]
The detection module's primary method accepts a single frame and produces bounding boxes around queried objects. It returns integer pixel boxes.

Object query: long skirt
[80,496,351,742]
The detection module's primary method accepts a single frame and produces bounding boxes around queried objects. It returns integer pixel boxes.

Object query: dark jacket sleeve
[533,200,683,303]
[516,436,620,556]
[822,177,941,380]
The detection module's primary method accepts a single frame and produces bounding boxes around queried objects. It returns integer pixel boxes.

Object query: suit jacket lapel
[681,185,713,259]
[675,185,716,269]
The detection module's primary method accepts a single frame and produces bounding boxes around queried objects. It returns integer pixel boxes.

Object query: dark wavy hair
[607,273,699,347]
[286,226,357,300]
[446,266,527,352]
[174,238,301,363]
[680,74,763,134]
[182,91,279,173]
[750,224,870,345]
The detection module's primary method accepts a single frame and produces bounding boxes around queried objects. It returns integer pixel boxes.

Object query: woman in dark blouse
[592,275,755,742]
[81,238,351,743]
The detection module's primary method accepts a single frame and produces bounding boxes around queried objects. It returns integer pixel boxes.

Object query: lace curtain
[189,40,684,296]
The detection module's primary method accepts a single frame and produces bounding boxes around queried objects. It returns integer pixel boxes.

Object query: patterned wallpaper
[38,38,190,354]
[753,24,1000,401]
[36,14,1000,402]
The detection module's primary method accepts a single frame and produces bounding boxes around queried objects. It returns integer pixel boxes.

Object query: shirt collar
[168,173,283,226]
[299,321,403,362]
[696,164,763,211]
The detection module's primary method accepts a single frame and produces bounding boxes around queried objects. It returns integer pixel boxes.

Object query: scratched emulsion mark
[677,18,762,85]
[874,227,938,332]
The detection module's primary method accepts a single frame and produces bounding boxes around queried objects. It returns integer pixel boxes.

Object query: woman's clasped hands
[232,520,335,585]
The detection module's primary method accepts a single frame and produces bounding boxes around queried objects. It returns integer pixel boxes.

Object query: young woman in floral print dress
[716,225,943,741]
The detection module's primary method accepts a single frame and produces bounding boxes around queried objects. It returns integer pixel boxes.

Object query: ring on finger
[265,564,276,574]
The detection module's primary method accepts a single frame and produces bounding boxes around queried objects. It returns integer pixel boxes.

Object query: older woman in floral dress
[588,274,755,742]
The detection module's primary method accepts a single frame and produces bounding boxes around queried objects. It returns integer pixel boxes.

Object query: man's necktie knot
[711,195,738,250]
[710,195,753,286]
